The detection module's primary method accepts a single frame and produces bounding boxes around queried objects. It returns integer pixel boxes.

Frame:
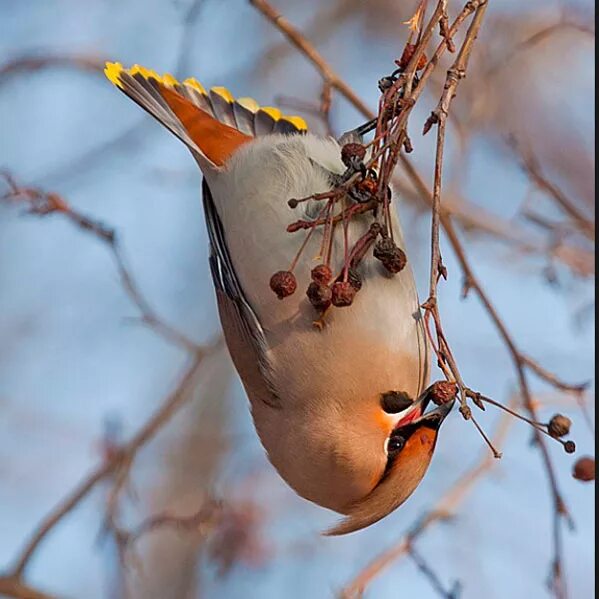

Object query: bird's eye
[381,391,413,414]
[387,434,405,454]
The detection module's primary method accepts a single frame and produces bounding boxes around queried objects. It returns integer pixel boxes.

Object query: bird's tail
[104,62,307,170]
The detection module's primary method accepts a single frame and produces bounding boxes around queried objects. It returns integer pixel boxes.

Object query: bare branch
[340,406,514,598]
[0,577,58,599]
[5,344,219,580]
[1,173,201,353]
[0,54,104,87]
[510,139,594,241]
[249,0,371,117]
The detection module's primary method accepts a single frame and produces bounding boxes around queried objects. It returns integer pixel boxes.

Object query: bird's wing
[202,179,280,408]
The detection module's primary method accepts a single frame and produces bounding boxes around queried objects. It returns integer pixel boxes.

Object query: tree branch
[1,173,201,353]
[340,406,514,598]
[4,343,219,581]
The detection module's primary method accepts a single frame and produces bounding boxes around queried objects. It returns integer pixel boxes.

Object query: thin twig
[0,54,104,86]
[420,1,491,432]
[6,345,218,580]
[0,577,58,599]
[121,499,223,554]
[510,139,594,242]
[249,0,372,117]
[408,546,461,599]
[0,173,200,353]
[340,407,514,598]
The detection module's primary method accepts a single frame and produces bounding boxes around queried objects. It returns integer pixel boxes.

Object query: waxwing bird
[105,62,453,535]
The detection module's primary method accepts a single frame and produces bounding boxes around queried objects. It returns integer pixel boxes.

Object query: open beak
[392,385,455,431]
[415,398,455,428]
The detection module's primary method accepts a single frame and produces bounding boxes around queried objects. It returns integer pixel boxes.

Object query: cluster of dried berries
[269,142,408,316]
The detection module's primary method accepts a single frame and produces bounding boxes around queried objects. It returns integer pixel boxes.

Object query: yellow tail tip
[104,61,124,88]
[210,86,235,103]
[260,106,282,120]
[183,77,207,95]
[162,73,179,87]
[281,115,308,131]
[104,62,309,132]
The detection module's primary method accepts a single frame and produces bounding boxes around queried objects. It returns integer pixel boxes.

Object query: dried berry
[572,456,595,482]
[369,222,383,236]
[311,264,333,285]
[347,268,363,292]
[374,238,407,274]
[269,270,297,299]
[287,198,299,209]
[350,177,378,203]
[356,177,377,195]
[374,237,396,259]
[396,44,428,71]
[548,414,571,438]
[428,381,458,405]
[341,143,367,168]
[331,281,356,307]
[306,282,332,311]
[564,440,576,454]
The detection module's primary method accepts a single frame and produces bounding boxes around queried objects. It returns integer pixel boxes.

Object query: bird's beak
[414,398,454,428]
[392,385,455,431]
[325,385,454,536]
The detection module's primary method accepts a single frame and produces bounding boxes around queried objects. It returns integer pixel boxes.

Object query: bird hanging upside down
[105,62,453,535]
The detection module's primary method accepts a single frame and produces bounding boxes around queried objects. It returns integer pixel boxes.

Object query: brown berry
[356,177,377,195]
[428,381,458,405]
[288,198,299,209]
[311,264,333,285]
[347,268,363,292]
[374,238,407,274]
[397,44,428,71]
[384,248,407,273]
[564,440,576,454]
[341,143,366,168]
[306,282,332,311]
[572,456,595,482]
[331,281,356,307]
[269,270,297,299]
[548,414,571,438]
[350,177,378,203]
[374,237,394,258]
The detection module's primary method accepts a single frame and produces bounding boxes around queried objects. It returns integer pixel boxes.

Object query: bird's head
[252,380,453,535]
[325,387,453,535]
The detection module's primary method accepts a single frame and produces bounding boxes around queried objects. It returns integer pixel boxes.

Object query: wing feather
[202,179,280,408]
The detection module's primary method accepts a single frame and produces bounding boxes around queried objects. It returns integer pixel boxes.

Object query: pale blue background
[0,1,594,597]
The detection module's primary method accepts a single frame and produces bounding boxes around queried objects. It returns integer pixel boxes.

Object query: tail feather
[104,62,308,169]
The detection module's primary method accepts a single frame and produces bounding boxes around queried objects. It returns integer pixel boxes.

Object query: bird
[104,62,453,535]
